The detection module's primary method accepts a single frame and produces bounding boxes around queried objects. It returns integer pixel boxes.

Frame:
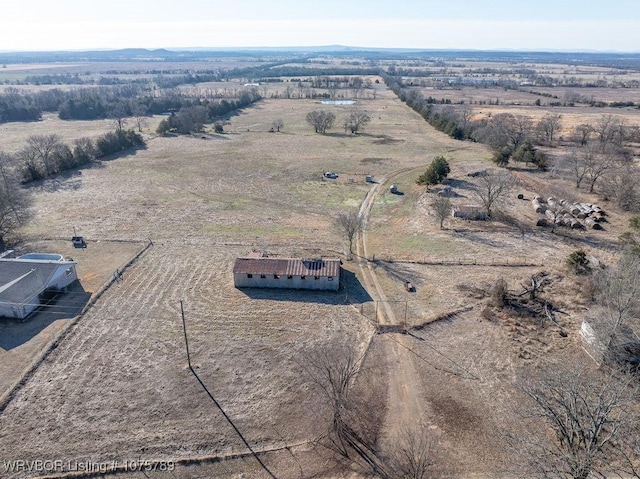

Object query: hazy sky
[2,0,639,52]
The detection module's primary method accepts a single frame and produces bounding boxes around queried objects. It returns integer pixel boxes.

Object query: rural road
[354,169,431,449]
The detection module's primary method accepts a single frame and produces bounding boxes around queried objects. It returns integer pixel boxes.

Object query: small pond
[320,100,356,105]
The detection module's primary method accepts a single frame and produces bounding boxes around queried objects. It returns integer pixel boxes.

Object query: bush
[490,277,509,308]
[567,249,590,274]
[214,122,224,133]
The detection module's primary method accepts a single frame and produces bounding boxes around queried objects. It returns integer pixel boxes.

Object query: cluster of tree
[386,73,640,193]
[15,130,144,183]
[306,110,336,134]
[0,73,232,124]
[0,126,146,247]
[152,72,221,89]
[302,339,450,478]
[382,75,474,141]
[306,108,372,135]
[156,88,261,134]
[0,88,43,122]
[0,152,30,250]
[235,65,379,81]
[0,85,145,123]
[514,364,639,479]
[24,74,85,85]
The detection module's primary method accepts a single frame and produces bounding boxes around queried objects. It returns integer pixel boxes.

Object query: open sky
[1,0,639,52]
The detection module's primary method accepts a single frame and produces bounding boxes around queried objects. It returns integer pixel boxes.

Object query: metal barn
[233,255,340,291]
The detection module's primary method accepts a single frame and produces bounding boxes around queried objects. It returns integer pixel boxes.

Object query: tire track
[354,166,433,450]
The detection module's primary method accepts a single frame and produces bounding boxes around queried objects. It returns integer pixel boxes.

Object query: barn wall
[580,319,605,364]
[234,273,339,291]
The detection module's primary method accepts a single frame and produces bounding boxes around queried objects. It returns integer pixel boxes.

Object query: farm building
[452,205,487,220]
[233,253,340,291]
[581,317,640,369]
[0,254,78,319]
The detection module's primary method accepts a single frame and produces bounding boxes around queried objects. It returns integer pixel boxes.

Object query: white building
[233,254,340,291]
[0,254,78,319]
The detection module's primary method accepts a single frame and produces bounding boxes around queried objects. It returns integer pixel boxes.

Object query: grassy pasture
[0,68,637,477]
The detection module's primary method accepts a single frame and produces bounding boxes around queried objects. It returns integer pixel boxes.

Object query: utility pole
[404,300,408,330]
[180,299,192,369]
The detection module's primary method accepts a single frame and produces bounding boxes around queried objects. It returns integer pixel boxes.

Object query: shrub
[567,249,590,274]
[490,277,509,308]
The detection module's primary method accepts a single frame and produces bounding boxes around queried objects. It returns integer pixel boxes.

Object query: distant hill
[1,47,640,69]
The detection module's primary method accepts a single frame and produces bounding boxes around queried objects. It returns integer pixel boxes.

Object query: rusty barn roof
[233,257,340,277]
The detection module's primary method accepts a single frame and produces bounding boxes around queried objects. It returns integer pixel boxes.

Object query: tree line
[0,127,145,247]
[13,129,144,183]
[156,88,261,134]
[0,72,230,123]
[384,74,640,210]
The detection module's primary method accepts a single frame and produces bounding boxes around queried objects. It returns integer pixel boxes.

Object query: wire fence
[370,255,543,267]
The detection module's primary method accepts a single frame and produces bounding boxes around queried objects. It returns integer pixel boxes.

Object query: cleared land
[0,68,637,478]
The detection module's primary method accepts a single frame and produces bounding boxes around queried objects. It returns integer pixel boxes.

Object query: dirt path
[355,168,431,450]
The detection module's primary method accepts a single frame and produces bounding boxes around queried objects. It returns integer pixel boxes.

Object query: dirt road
[354,169,432,449]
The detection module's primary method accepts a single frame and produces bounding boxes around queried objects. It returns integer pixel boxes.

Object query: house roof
[233,257,340,277]
[0,258,76,306]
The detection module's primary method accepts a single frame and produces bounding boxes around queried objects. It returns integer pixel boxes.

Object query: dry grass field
[0,66,637,478]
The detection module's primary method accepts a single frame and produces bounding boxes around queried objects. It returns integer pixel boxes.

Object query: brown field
[0,67,637,478]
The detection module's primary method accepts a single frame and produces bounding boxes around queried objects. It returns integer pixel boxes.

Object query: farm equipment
[72,236,87,248]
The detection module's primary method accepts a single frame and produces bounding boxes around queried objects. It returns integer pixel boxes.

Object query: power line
[179,300,278,479]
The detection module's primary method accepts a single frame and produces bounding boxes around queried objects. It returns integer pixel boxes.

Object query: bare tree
[306,110,336,134]
[536,113,562,144]
[109,105,129,133]
[271,119,284,132]
[335,210,363,255]
[475,170,514,218]
[567,147,592,189]
[132,105,148,133]
[458,104,474,131]
[21,134,67,179]
[388,427,444,479]
[585,146,619,193]
[597,254,640,346]
[301,340,379,466]
[0,152,31,250]
[600,165,640,211]
[431,195,451,229]
[594,114,624,149]
[571,123,594,146]
[350,76,364,100]
[343,108,371,134]
[513,366,639,479]
[327,81,339,99]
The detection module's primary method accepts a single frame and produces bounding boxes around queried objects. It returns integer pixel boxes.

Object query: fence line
[371,255,543,267]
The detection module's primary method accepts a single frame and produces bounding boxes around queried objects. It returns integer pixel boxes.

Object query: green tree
[492,146,512,167]
[417,156,450,186]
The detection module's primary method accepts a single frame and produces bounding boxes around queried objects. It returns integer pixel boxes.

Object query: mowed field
[0,79,635,478]
[0,86,460,478]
